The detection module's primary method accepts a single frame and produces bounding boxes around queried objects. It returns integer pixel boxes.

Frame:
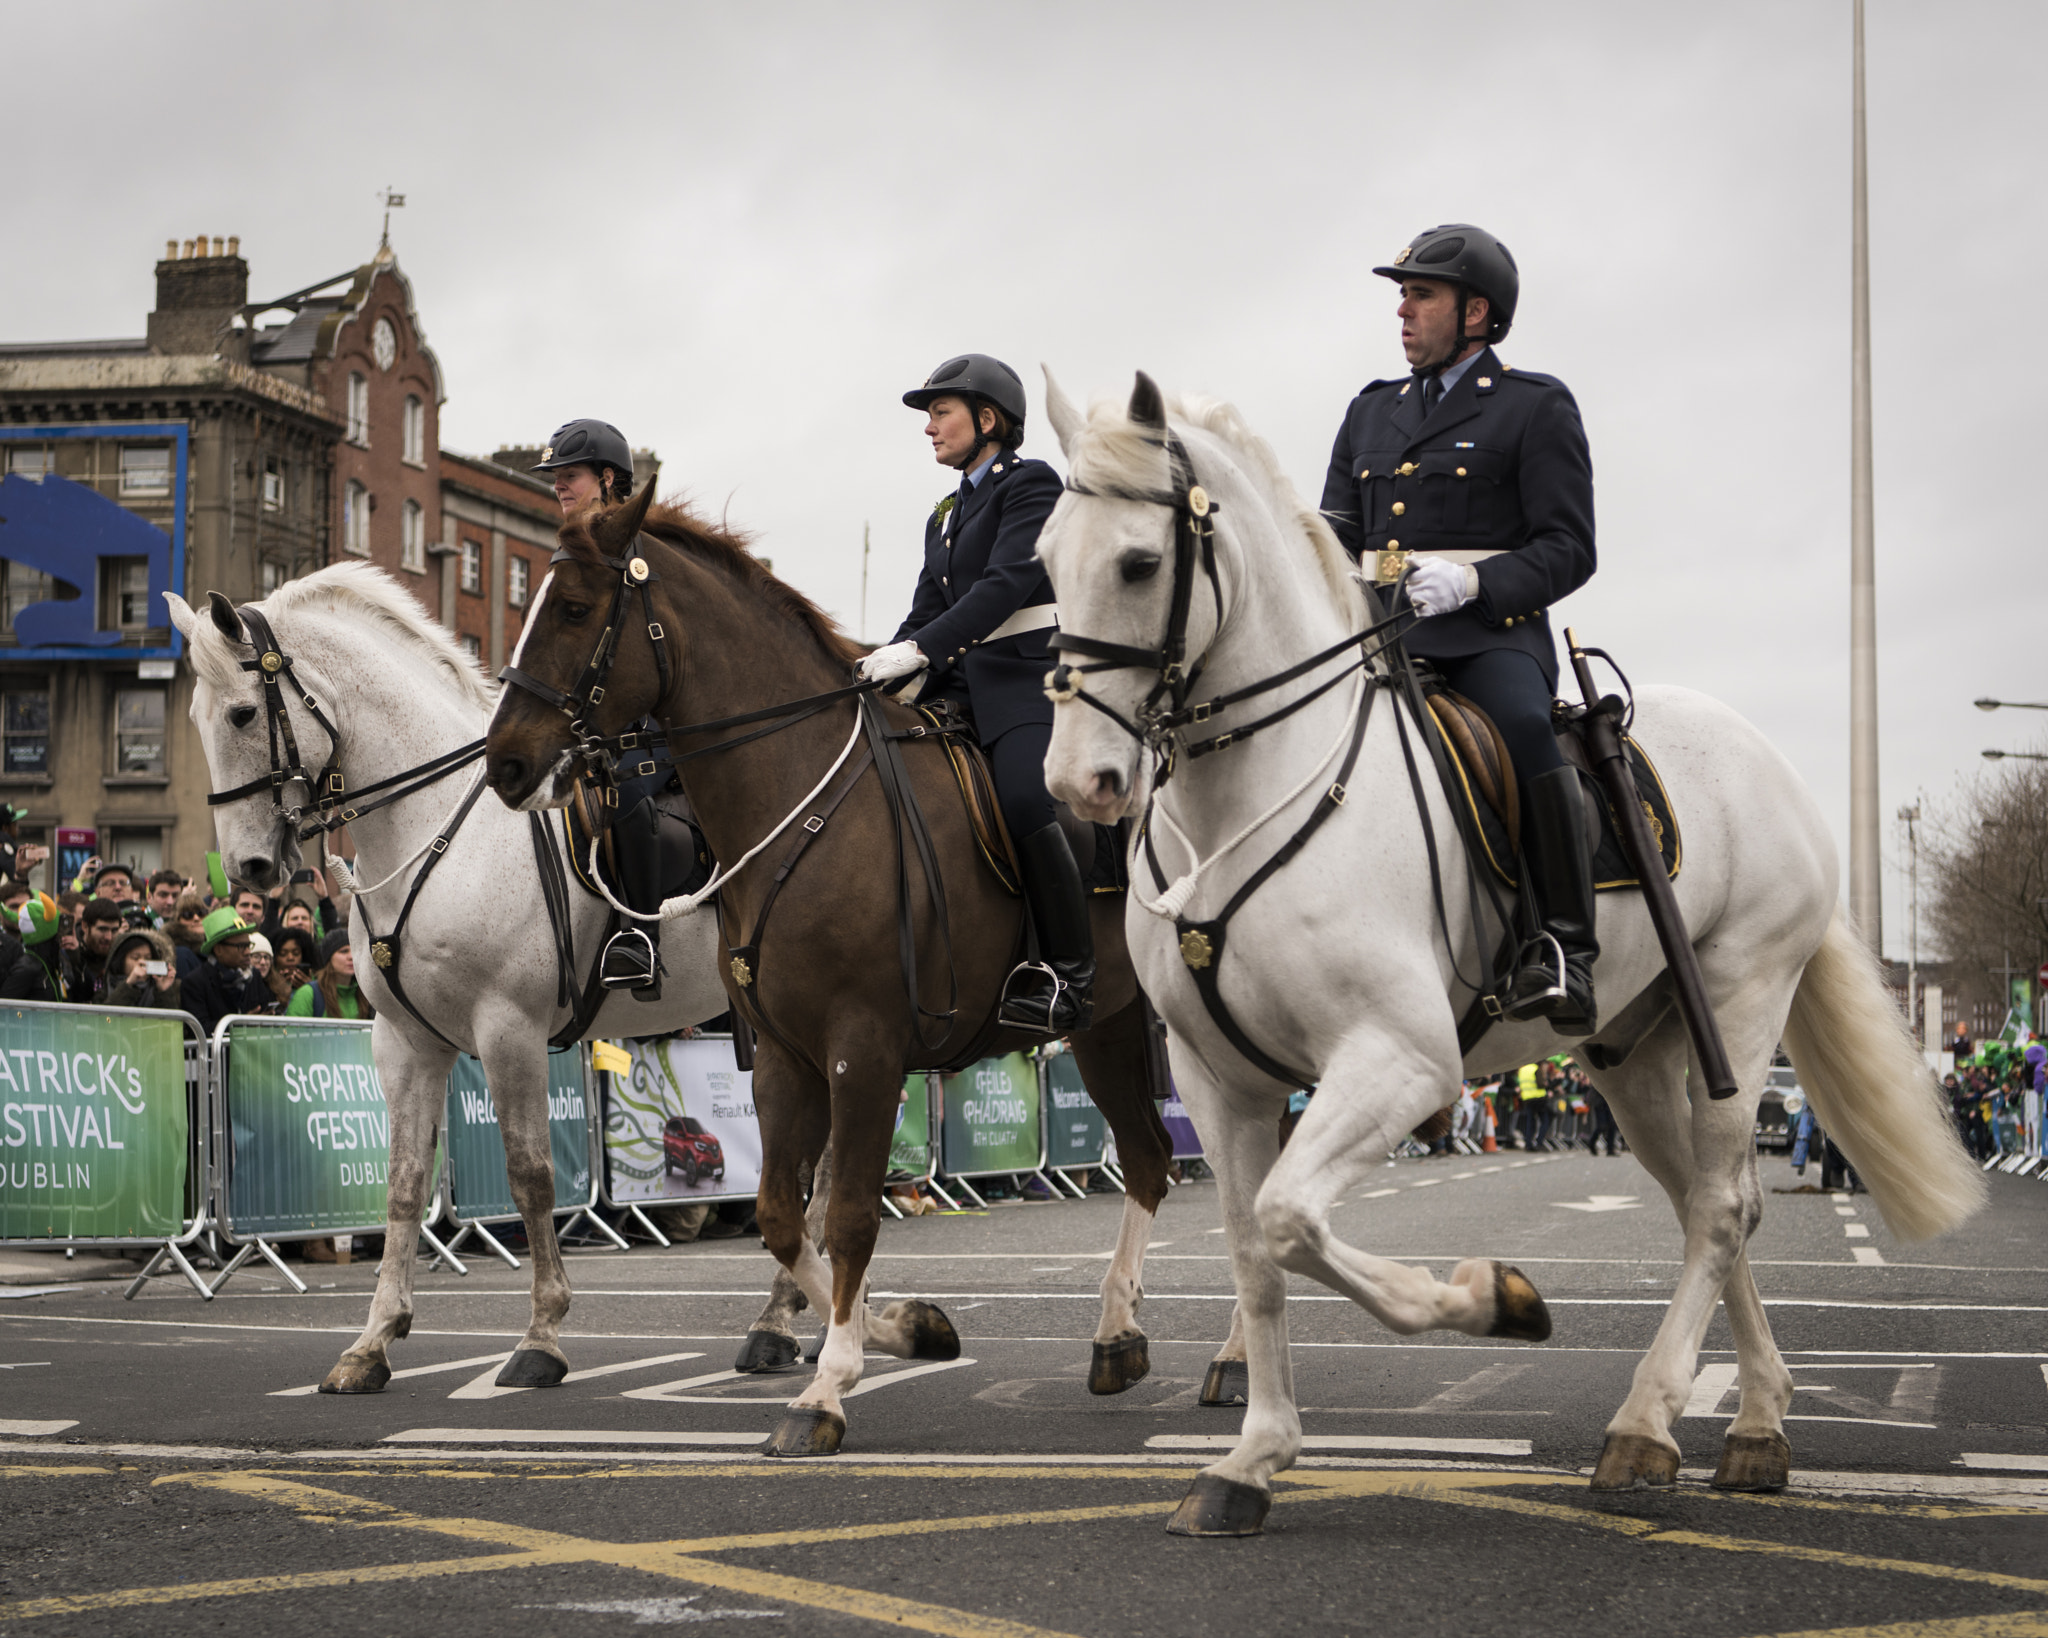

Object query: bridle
[206,604,485,843]
[1044,433,1416,785]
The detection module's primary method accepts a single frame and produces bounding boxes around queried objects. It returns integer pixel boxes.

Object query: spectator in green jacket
[287,930,373,1020]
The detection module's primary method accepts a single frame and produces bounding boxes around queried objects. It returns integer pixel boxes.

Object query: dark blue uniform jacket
[891,455,1063,746]
[1318,346,1595,689]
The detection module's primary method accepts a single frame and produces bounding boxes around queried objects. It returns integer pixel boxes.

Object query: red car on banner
[662,1115,725,1187]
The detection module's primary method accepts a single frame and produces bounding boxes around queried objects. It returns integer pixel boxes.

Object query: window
[119,445,171,496]
[100,557,151,631]
[0,562,77,637]
[105,829,163,878]
[401,499,425,572]
[113,688,166,776]
[262,455,283,511]
[261,558,287,595]
[460,539,482,594]
[343,481,371,556]
[347,373,369,445]
[459,633,482,661]
[6,445,50,481]
[507,556,529,608]
[403,395,425,465]
[1,686,49,775]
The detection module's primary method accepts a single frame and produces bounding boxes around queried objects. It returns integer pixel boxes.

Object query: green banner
[938,1052,1041,1177]
[444,1049,593,1222]
[1042,1053,1106,1170]
[224,1021,434,1238]
[888,1074,931,1177]
[0,1003,188,1241]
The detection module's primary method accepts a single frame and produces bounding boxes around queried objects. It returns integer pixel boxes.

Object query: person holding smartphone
[105,927,183,1012]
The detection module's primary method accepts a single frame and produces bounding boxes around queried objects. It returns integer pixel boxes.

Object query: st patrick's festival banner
[443,1047,593,1222]
[604,1035,762,1202]
[938,1051,1042,1177]
[222,1020,435,1238]
[0,1004,188,1241]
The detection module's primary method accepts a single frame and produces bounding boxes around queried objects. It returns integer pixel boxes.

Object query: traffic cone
[1482,1105,1497,1153]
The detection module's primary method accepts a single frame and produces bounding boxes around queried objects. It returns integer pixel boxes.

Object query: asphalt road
[4,1148,2046,1638]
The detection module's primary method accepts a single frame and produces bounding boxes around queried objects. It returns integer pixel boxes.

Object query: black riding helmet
[1374,224,1519,368]
[903,354,1027,460]
[531,419,635,496]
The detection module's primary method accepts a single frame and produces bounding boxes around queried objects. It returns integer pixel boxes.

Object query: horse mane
[186,560,496,709]
[1066,389,1360,616]
[556,497,864,668]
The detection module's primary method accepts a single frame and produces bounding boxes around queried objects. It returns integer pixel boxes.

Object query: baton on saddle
[1563,628,1740,1102]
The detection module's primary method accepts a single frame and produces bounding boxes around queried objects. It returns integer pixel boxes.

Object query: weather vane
[379,187,406,249]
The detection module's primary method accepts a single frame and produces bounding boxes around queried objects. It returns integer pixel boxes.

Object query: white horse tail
[1779,906,1987,1242]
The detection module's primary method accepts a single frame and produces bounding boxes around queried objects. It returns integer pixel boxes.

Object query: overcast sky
[8,0,2043,961]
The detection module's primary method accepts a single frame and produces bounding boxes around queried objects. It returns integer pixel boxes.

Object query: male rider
[530,420,670,998]
[1319,224,1599,1034]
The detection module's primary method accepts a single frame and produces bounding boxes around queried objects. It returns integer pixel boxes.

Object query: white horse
[167,566,734,1393]
[1037,373,1983,1535]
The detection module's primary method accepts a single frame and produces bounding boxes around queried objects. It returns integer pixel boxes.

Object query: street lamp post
[1848,0,1882,956]
[1898,802,1920,1036]
[1982,750,2048,762]
[1975,698,2048,712]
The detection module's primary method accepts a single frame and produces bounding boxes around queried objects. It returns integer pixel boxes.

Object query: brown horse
[484,483,1174,1455]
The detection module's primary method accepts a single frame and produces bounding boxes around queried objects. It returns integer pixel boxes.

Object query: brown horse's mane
[555,497,864,669]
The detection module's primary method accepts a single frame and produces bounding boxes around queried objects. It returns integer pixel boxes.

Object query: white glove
[857,640,928,683]
[1407,556,1479,619]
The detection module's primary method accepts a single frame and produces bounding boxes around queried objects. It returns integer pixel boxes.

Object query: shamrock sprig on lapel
[932,494,956,521]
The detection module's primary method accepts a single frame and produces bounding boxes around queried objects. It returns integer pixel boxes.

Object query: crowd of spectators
[1942,1026,2045,1160]
[0,805,370,1037]
[1435,1060,1620,1155]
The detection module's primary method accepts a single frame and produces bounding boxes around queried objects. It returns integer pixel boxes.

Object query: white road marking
[1148,1433,1533,1457]
[1451,1172,1476,1180]
[271,1351,514,1397]
[1853,1246,1886,1266]
[1553,1195,1642,1213]
[1835,1206,1858,1217]
[387,1428,768,1446]
[622,1356,977,1405]
[1844,1223,1871,1239]
[1411,1178,1444,1188]
[1682,1362,1739,1417]
[0,1419,76,1436]
[1359,1188,1400,1198]
[449,1351,705,1401]
[1479,1166,1504,1173]
[0,1362,51,1369]
[1961,1453,2048,1472]
[1832,1193,1852,1203]
[529,1596,782,1624]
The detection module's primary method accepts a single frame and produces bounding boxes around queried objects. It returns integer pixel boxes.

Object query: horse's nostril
[496,755,530,793]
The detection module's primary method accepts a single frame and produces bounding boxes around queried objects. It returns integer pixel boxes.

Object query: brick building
[0,232,651,891]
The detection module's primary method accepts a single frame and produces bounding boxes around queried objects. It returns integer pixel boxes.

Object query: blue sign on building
[0,424,187,660]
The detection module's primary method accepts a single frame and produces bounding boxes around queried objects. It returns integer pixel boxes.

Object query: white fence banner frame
[598,1032,764,1245]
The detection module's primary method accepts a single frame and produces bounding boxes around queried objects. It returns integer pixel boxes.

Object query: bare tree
[1923,750,2048,1007]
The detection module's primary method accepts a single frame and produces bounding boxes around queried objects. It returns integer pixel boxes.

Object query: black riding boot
[998,823,1096,1037]
[601,796,665,1001]
[1503,766,1599,1035]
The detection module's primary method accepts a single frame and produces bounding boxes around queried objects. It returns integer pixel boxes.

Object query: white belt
[1366,547,1504,585]
[980,603,1059,644]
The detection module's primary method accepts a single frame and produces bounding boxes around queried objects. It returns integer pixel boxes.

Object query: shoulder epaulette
[1497,365,1566,389]
[1359,378,1399,395]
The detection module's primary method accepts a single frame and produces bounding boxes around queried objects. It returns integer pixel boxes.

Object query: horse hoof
[1487,1263,1553,1342]
[494,1349,569,1389]
[763,1407,846,1458]
[317,1356,390,1395]
[734,1331,800,1373]
[1198,1359,1249,1408]
[1166,1473,1271,1537]
[1088,1335,1150,1395]
[1713,1431,1791,1492]
[1590,1432,1680,1491]
[901,1300,961,1362]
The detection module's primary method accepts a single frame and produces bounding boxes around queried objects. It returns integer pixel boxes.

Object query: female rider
[857,355,1092,1035]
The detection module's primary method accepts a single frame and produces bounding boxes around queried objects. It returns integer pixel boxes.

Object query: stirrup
[1503,932,1568,1019]
[601,927,659,992]
[998,960,1067,1035]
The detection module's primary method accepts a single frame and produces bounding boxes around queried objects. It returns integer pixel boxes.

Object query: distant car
[662,1115,725,1186]
[1755,1063,1804,1152]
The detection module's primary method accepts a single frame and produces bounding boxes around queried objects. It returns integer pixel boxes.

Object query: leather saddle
[1420,677,1680,894]
[563,778,716,907]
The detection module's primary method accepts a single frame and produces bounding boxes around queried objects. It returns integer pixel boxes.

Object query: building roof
[441,447,565,528]
[0,338,151,359]
[248,299,347,366]
[0,352,337,421]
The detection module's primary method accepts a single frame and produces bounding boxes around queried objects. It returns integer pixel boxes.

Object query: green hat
[15,891,60,946]
[0,804,25,827]
[200,907,252,955]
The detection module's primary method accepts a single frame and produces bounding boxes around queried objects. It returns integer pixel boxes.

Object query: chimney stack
[147,235,249,356]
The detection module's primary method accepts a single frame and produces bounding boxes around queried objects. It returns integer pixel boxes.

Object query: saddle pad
[1424,691,1680,894]
[919,706,1023,896]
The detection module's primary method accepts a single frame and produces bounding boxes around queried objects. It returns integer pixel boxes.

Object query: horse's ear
[1042,365,1084,456]
[207,591,243,641]
[164,591,197,641]
[1129,371,1166,430]
[598,476,659,554]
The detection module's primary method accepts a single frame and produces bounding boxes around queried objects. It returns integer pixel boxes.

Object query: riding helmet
[902,354,1028,429]
[531,420,635,483]
[1374,224,1519,343]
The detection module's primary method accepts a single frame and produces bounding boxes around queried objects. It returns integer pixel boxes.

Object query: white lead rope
[1137,671,1366,924]
[326,765,491,899]
[590,708,869,924]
